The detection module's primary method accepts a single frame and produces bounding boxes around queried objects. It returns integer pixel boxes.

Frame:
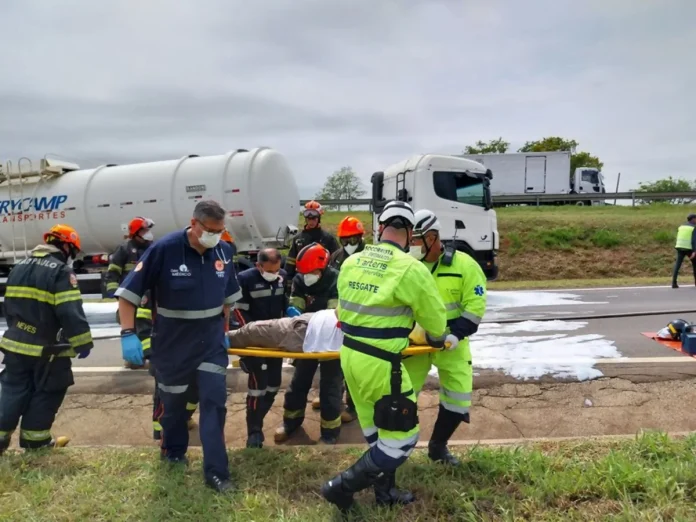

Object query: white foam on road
[83,302,118,315]
[429,320,623,382]
[487,291,607,311]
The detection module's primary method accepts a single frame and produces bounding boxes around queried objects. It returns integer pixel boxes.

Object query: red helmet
[296,243,330,274]
[337,216,365,238]
[128,217,155,238]
[303,200,324,219]
[221,230,233,243]
[44,224,81,251]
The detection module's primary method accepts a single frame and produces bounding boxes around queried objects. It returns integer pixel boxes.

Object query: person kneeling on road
[275,243,343,445]
[115,200,242,494]
[0,224,93,454]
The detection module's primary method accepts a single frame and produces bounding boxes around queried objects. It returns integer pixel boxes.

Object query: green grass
[2,432,695,521]
[310,204,696,283]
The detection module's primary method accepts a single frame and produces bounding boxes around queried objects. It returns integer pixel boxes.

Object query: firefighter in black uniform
[0,224,93,454]
[283,201,339,294]
[274,243,342,444]
[103,216,155,370]
[321,215,367,423]
[233,248,287,449]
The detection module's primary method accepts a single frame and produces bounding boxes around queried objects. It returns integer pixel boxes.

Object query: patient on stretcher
[227,309,344,353]
[227,309,430,353]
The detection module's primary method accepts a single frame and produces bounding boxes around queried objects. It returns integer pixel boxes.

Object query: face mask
[303,273,320,286]
[409,245,425,261]
[198,231,221,249]
[344,243,359,255]
[66,257,75,268]
[261,271,279,282]
[141,231,154,242]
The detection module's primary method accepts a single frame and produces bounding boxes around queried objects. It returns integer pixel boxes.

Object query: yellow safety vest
[675,224,694,250]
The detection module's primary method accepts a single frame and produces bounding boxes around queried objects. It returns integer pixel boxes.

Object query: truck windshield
[581,170,599,185]
[433,171,485,207]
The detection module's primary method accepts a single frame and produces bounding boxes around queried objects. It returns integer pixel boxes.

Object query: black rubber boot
[321,451,383,513]
[373,470,415,506]
[246,432,264,449]
[428,405,464,466]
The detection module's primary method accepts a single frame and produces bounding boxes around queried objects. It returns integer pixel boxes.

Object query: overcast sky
[1,0,694,197]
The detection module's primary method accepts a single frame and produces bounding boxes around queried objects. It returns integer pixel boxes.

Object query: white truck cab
[371,154,499,280]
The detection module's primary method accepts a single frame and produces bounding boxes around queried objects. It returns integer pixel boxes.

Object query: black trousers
[0,352,73,450]
[672,249,696,285]
[282,358,343,440]
[240,356,283,437]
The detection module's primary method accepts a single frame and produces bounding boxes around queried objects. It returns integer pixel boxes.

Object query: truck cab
[571,167,606,195]
[371,154,499,280]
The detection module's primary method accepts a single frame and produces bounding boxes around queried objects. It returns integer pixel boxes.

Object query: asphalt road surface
[1,286,693,369]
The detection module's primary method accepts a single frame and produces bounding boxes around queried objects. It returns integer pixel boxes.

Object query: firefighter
[283,200,339,293]
[319,215,367,423]
[274,243,342,444]
[672,213,696,288]
[0,224,93,454]
[115,200,242,493]
[403,209,487,466]
[320,201,449,513]
[103,216,155,370]
[234,248,287,449]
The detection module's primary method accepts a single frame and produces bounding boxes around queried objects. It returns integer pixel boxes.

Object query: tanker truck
[0,148,301,298]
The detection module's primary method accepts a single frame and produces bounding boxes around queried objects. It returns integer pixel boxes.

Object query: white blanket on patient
[302,309,344,353]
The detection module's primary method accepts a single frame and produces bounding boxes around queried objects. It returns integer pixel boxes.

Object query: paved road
[2,287,693,370]
[485,285,696,322]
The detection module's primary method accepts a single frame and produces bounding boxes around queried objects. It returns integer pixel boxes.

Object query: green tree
[315,166,366,211]
[463,137,509,154]
[518,136,604,185]
[634,176,696,205]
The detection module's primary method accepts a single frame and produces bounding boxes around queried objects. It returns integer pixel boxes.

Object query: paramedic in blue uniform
[115,200,242,494]
[233,248,287,449]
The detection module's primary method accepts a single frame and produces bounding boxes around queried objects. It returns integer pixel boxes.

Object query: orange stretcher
[227,345,438,360]
[641,332,695,358]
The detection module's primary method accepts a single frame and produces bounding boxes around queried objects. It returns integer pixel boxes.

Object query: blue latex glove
[121,331,144,366]
[77,350,90,359]
[286,306,302,318]
[224,334,230,349]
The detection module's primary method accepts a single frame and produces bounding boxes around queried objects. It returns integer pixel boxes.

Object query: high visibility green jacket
[0,245,93,358]
[423,249,487,339]
[675,223,696,250]
[337,241,447,354]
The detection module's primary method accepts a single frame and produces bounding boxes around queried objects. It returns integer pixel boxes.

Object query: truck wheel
[576,201,585,206]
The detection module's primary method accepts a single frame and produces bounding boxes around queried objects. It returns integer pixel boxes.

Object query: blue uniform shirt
[235,267,287,323]
[115,228,242,382]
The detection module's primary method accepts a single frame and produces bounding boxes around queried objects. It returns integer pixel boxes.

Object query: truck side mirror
[455,220,466,230]
[485,168,493,180]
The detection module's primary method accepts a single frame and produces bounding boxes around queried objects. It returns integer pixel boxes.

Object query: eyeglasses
[197,220,226,235]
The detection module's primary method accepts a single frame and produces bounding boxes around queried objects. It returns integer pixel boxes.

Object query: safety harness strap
[342,336,411,398]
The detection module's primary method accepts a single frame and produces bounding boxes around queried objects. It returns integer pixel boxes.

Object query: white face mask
[409,245,425,261]
[344,243,359,255]
[66,257,75,268]
[198,231,221,249]
[303,273,320,286]
[141,231,154,242]
[261,271,279,282]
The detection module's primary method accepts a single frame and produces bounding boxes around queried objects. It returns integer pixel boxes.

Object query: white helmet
[378,201,415,227]
[413,209,441,237]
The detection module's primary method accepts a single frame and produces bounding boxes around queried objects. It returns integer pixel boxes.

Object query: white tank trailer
[0,148,301,296]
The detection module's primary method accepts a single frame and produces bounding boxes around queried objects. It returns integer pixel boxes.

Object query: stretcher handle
[227,345,439,360]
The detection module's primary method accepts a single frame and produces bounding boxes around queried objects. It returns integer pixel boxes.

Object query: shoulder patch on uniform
[69,273,78,288]
[135,261,144,272]
[474,285,485,296]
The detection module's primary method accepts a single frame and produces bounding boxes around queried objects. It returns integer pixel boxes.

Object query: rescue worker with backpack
[0,224,93,454]
[274,242,343,444]
[320,201,450,514]
[403,209,487,466]
[283,201,339,294]
[672,213,696,289]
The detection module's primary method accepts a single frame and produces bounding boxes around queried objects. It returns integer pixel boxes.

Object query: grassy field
[1,432,695,521]
[313,204,696,283]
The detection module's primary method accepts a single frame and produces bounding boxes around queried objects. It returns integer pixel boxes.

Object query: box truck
[458,151,606,206]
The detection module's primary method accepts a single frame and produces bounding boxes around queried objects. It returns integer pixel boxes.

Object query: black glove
[425,332,445,349]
